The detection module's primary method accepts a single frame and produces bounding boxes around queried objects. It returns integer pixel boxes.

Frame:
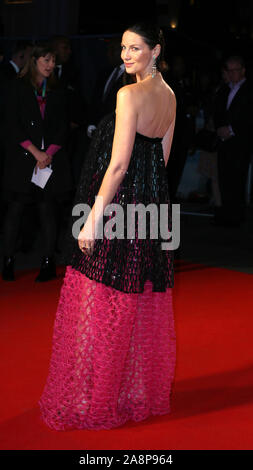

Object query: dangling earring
[152,55,157,78]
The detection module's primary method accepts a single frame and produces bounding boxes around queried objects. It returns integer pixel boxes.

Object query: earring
[152,55,157,78]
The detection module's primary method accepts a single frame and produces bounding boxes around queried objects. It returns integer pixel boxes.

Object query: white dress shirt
[9,60,19,74]
[226,78,246,110]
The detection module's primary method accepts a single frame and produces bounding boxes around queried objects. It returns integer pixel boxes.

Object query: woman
[39,23,176,430]
[1,42,72,282]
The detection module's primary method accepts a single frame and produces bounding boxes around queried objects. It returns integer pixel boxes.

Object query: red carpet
[0,261,253,450]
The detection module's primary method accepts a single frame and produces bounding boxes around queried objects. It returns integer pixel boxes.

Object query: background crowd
[1,32,253,281]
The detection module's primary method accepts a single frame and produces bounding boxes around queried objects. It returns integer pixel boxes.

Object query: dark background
[1,0,253,273]
[1,0,253,53]
[1,0,253,104]
[1,0,253,45]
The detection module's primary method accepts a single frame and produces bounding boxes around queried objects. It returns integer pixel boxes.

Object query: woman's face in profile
[121,30,153,76]
[36,53,55,80]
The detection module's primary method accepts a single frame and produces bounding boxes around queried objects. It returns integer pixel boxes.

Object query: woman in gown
[38,23,177,431]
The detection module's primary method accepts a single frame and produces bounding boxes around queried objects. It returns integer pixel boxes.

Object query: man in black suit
[0,42,29,226]
[78,38,127,189]
[0,41,30,134]
[0,40,33,83]
[50,35,87,186]
[213,55,253,226]
[0,41,33,239]
[50,35,86,129]
[165,55,196,202]
[87,37,128,138]
[0,40,33,142]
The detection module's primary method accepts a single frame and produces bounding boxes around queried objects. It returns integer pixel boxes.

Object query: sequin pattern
[64,112,174,293]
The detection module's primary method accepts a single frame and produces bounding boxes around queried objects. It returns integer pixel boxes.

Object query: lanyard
[35,78,47,98]
[35,79,47,151]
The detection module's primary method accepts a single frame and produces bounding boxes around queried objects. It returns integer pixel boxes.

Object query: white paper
[31,166,53,189]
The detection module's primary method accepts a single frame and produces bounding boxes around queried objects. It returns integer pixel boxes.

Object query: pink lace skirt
[38,266,176,430]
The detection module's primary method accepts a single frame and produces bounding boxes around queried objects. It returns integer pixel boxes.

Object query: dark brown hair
[19,41,57,90]
[125,22,168,73]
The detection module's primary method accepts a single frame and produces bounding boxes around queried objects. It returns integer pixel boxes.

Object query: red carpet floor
[0,260,253,450]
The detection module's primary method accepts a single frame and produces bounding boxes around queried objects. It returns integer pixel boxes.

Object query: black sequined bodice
[64,112,174,293]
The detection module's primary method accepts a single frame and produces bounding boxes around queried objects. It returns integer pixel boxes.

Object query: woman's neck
[36,74,46,88]
[136,71,161,83]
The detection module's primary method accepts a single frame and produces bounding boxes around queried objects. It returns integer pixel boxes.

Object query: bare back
[132,73,176,138]
[125,73,176,166]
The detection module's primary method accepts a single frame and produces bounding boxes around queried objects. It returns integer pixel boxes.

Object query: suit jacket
[89,65,126,126]
[0,61,17,82]
[2,77,72,194]
[213,80,253,151]
[0,62,18,131]
[54,61,87,127]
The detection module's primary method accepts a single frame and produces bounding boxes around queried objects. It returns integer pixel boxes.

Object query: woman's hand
[35,150,50,163]
[40,153,52,167]
[26,144,52,168]
[34,154,52,173]
[78,218,95,256]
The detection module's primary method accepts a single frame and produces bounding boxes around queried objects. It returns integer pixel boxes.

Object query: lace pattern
[38,266,176,430]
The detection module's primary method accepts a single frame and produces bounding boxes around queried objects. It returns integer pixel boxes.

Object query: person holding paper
[1,42,72,282]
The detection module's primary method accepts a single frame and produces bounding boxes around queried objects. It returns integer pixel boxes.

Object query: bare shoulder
[163,80,177,107]
[117,83,137,100]
[116,83,140,113]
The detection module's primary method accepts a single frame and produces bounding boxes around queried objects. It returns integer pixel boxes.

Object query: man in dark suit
[0,41,33,242]
[87,37,128,137]
[213,55,253,226]
[0,40,33,84]
[50,35,86,128]
[0,41,32,229]
[0,44,25,80]
[0,40,33,149]
[165,55,196,202]
[0,41,29,142]
[77,38,127,189]
[50,35,87,186]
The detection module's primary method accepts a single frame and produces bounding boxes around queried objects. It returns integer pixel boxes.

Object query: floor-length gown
[38,112,176,430]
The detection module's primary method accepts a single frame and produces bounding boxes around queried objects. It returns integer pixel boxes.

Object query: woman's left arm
[78,86,137,252]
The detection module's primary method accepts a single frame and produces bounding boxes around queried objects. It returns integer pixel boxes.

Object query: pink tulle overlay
[38,266,176,430]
